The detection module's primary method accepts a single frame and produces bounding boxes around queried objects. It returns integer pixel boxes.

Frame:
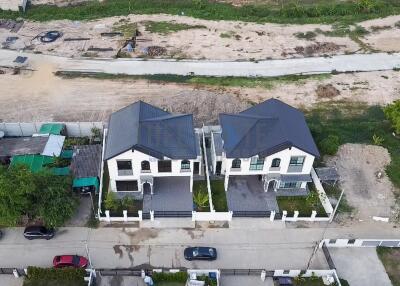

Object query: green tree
[384,101,400,134]
[193,186,209,210]
[34,171,78,227]
[104,191,120,211]
[0,165,37,226]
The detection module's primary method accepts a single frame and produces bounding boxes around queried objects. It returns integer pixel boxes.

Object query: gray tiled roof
[0,137,48,157]
[70,144,102,178]
[104,101,198,160]
[219,99,319,158]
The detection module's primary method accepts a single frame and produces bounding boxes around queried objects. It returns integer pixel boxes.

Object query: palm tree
[193,188,209,211]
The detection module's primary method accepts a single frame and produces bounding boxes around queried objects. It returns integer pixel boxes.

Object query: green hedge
[24,267,86,286]
[1,0,400,24]
[152,271,187,282]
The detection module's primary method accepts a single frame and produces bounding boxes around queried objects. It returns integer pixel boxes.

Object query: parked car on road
[53,255,88,268]
[23,226,55,240]
[184,247,217,261]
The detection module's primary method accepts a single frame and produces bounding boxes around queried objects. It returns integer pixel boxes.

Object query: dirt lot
[0,67,399,123]
[1,14,399,60]
[326,144,396,221]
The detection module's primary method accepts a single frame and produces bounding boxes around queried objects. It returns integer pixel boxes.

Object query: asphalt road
[0,222,399,270]
[1,49,400,77]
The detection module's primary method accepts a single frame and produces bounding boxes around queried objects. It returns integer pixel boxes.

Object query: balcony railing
[118,169,133,176]
[269,167,281,172]
[141,169,151,173]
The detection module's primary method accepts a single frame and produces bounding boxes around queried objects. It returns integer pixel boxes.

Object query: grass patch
[294,277,325,286]
[323,183,354,215]
[2,0,400,24]
[113,18,138,38]
[193,180,210,212]
[210,180,228,212]
[377,247,400,286]
[55,71,330,90]
[143,21,206,35]
[306,103,400,220]
[277,195,327,217]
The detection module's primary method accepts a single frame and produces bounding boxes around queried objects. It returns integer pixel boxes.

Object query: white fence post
[270,211,275,222]
[105,210,110,223]
[311,210,317,221]
[192,211,196,221]
[123,210,128,222]
[150,210,155,221]
[138,210,143,221]
[282,210,287,221]
[293,211,299,221]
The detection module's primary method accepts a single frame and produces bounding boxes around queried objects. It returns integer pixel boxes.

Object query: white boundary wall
[273,269,341,286]
[0,122,103,137]
[192,211,232,221]
[321,239,400,248]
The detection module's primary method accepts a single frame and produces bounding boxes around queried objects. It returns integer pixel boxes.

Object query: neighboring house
[210,98,319,195]
[104,101,202,199]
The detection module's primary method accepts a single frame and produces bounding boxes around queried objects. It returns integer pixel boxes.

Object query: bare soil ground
[326,144,396,221]
[0,67,398,123]
[1,14,399,60]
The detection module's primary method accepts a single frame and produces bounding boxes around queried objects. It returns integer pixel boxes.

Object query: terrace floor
[227,176,279,213]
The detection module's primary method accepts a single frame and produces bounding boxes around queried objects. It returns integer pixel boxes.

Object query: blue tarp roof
[219,99,320,158]
[104,101,197,160]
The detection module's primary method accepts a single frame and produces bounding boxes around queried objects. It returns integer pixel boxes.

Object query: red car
[53,255,88,268]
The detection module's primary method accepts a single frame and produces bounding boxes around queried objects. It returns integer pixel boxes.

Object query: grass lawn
[277,194,327,217]
[377,247,400,286]
[306,103,400,208]
[2,0,400,24]
[210,180,228,212]
[293,277,325,285]
[143,21,206,35]
[56,72,330,91]
[323,183,354,215]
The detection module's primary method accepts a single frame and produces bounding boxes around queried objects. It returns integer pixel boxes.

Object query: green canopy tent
[39,123,66,136]
[72,177,99,193]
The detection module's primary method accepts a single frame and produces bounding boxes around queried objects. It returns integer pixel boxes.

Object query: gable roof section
[104,101,198,160]
[219,98,319,158]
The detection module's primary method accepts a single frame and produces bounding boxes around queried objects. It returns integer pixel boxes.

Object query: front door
[267,180,277,192]
[194,162,200,175]
[215,161,222,175]
[143,182,151,195]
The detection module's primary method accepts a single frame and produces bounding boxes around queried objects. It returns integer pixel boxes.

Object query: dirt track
[0,65,399,124]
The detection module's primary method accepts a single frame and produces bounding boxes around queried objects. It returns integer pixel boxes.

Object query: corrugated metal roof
[10,154,54,173]
[219,99,320,158]
[0,137,48,157]
[39,123,65,135]
[70,144,102,178]
[41,135,65,157]
[104,101,198,160]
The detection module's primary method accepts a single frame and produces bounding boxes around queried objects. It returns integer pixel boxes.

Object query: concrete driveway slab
[220,276,274,286]
[330,248,392,286]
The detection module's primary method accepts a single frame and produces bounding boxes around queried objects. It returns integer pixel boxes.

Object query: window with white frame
[279,181,302,189]
[231,158,241,169]
[181,160,190,170]
[289,156,305,166]
[117,160,133,175]
[271,158,281,168]
[249,157,264,170]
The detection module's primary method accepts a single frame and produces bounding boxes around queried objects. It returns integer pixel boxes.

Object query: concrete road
[0,222,399,270]
[330,248,392,286]
[0,49,399,77]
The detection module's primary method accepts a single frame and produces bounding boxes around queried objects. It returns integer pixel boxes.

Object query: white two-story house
[210,98,320,195]
[104,101,202,200]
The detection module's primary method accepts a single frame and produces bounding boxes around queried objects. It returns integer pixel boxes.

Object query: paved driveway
[330,248,392,286]
[220,276,274,286]
[143,177,193,212]
[227,176,279,213]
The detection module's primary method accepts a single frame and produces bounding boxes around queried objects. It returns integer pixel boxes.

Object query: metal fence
[153,211,192,218]
[232,211,271,218]
[0,122,104,137]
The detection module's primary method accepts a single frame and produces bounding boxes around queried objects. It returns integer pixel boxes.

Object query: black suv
[23,226,55,240]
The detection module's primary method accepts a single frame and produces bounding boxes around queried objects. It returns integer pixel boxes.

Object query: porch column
[150,182,154,195]
[190,175,193,192]
[224,174,229,191]
[138,178,143,194]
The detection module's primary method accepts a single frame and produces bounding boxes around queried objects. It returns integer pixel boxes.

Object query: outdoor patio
[143,176,193,213]
[227,176,279,213]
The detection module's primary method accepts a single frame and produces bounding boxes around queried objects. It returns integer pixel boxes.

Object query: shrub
[372,134,384,145]
[152,271,187,282]
[319,135,340,155]
[384,100,400,134]
[24,267,86,286]
[104,191,120,211]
